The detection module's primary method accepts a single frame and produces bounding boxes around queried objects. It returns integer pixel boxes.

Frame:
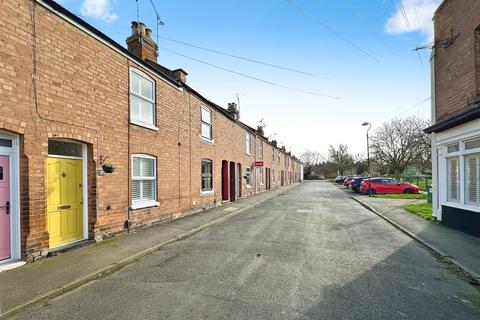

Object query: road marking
[296,209,312,213]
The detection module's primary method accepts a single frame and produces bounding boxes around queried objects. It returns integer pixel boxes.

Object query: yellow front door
[47,157,83,247]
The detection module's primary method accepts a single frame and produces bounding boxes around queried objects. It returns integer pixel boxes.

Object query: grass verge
[404,202,433,220]
[374,193,427,200]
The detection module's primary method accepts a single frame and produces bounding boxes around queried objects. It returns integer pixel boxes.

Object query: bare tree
[352,153,365,163]
[300,149,324,167]
[300,149,324,179]
[328,144,354,175]
[370,116,431,176]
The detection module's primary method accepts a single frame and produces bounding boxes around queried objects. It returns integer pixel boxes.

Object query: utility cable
[285,0,381,63]
[159,36,317,77]
[160,47,341,100]
[343,0,389,48]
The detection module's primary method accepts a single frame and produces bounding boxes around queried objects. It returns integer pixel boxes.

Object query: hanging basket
[102,164,115,173]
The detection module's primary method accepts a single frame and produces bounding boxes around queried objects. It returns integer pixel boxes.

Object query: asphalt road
[11,181,480,320]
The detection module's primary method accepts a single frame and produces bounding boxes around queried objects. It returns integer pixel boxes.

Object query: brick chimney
[172,68,188,83]
[227,102,240,120]
[126,21,158,62]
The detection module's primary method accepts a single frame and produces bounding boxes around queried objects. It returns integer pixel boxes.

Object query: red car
[343,176,354,188]
[359,178,419,195]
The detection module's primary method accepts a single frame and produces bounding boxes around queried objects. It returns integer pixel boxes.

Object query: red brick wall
[434,0,480,120]
[0,0,302,259]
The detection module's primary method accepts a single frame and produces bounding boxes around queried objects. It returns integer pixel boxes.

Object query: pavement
[7,181,480,320]
[346,188,480,281]
[0,184,298,319]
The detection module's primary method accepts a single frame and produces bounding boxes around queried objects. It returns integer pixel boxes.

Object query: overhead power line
[412,0,420,25]
[74,15,319,78]
[160,47,341,100]
[285,0,380,63]
[158,36,317,77]
[395,96,431,117]
[343,0,389,48]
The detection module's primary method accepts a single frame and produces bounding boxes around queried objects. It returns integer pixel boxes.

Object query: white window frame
[259,167,264,185]
[131,154,159,209]
[259,141,263,159]
[245,133,251,155]
[201,159,214,195]
[464,153,480,206]
[272,147,275,162]
[440,136,480,211]
[245,167,252,188]
[200,106,213,143]
[129,68,158,131]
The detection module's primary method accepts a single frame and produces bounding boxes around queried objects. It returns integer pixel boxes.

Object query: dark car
[349,177,366,192]
[334,176,344,183]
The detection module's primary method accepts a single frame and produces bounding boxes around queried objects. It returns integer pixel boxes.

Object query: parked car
[349,177,366,192]
[343,176,355,188]
[359,178,419,195]
[334,176,344,183]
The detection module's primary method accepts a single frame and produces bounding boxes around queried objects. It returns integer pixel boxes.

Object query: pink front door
[0,155,10,260]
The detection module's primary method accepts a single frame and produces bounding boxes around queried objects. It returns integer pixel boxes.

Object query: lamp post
[362,122,372,196]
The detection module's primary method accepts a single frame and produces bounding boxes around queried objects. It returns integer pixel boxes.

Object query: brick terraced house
[0,0,303,267]
[425,0,480,236]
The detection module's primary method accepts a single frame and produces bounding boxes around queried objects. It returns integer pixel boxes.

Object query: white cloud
[80,0,118,23]
[385,0,442,41]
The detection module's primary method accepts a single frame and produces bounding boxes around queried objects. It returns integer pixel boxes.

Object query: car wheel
[369,189,376,195]
[403,189,413,194]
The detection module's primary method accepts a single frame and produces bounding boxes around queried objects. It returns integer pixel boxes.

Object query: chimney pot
[131,21,138,35]
[227,102,240,120]
[139,23,146,36]
[146,28,153,40]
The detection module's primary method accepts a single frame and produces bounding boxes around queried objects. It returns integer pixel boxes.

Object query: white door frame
[235,164,240,198]
[47,139,89,246]
[0,131,20,263]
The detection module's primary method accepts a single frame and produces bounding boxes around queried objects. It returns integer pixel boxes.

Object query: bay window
[465,154,480,206]
[443,137,480,207]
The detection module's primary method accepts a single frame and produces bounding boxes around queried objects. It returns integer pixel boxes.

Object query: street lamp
[362,122,372,196]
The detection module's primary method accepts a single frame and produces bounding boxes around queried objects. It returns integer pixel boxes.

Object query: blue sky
[55,0,441,158]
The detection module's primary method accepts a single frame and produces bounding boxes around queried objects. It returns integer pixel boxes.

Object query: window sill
[130,120,160,132]
[200,190,214,196]
[131,201,160,210]
[442,201,480,213]
[200,136,214,144]
[246,185,252,189]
